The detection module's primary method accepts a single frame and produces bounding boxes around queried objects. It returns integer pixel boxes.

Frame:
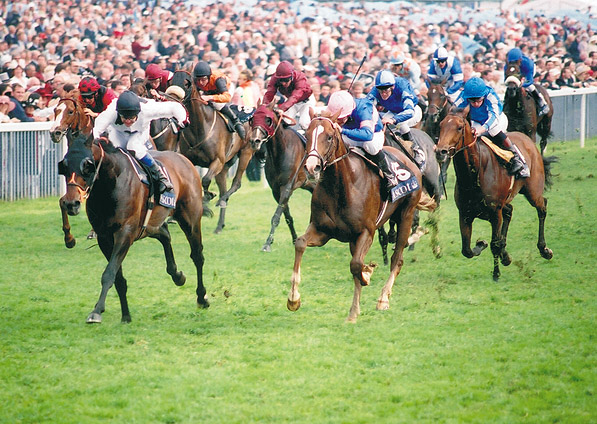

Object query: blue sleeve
[343,126,374,142]
[521,56,535,87]
[9,101,34,122]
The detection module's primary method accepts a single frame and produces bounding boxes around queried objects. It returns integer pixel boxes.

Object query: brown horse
[170,69,255,234]
[504,62,553,154]
[287,110,436,323]
[49,98,95,248]
[436,107,556,281]
[58,132,210,323]
[248,101,315,252]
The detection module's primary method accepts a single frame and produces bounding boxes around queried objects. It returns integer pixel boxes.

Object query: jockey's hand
[471,127,478,138]
[84,108,98,118]
[333,122,343,132]
[381,116,395,126]
[149,88,159,99]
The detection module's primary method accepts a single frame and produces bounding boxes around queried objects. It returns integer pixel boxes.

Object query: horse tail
[416,189,438,212]
[542,155,558,190]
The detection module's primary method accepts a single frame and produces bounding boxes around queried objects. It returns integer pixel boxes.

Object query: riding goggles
[119,112,139,120]
[278,77,292,83]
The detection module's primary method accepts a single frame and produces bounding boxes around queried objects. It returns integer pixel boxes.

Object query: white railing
[0,122,66,201]
[546,86,597,148]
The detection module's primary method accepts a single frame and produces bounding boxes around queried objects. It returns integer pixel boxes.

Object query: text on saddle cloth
[117,148,176,209]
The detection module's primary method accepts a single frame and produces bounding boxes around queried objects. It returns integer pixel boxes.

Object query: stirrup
[538,104,549,117]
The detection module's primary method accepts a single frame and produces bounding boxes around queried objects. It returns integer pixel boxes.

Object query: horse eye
[80,158,95,177]
[248,117,253,126]
[265,117,272,126]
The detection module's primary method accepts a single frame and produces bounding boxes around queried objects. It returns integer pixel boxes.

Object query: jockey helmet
[327,90,356,119]
[506,48,523,62]
[390,55,405,66]
[375,70,395,89]
[79,77,101,96]
[193,61,211,78]
[116,90,141,118]
[275,61,294,79]
[462,77,489,100]
[145,64,164,80]
[434,47,449,61]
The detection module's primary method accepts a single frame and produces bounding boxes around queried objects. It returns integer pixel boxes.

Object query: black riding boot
[220,105,246,139]
[530,88,549,117]
[501,136,530,179]
[401,131,426,171]
[371,151,398,190]
[141,154,173,193]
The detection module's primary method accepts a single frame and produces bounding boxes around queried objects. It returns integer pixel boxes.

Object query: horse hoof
[197,297,210,309]
[501,254,512,266]
[376,300,390,311]
[261,244,272,253]
[65,238,76,249]
[174,271,186,286]
[433,246,442,259]
[213,227,223,234]
[121,315,132,323]
[203,192,216,202]
[492,272,500,282]
[86,312,102,324]
[216,199,227,208]
[287,298,301,311]
[541,248,553,260]
[345,316,358,324]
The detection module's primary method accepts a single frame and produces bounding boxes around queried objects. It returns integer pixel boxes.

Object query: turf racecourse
[1,140,595,423]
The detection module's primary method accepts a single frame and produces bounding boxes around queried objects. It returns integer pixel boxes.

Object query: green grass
[0,140,596,423]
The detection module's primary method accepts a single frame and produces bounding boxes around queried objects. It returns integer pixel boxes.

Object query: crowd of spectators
[1,0,597,123]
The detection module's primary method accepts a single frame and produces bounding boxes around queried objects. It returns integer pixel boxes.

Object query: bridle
[66,139,105,199]
[250,108,285,148]
[442,114,477,158]
[306,116,351,170]
[427,85,448,119]
[55,98,87,139]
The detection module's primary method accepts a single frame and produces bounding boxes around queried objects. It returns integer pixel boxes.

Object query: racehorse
[504,62,553,154]
[49,97,94,249]
[169,69,255,234]
[248,101,316,252]
[287,110,436,323]
[58,132,210,323]
[436,107,556,281]
[421,80,451,190]
[382,127,442,258]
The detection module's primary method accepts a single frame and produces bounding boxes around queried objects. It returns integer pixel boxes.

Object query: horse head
[50,98,88,144]
[504,63,523,100]
[248,100,279,151]
[426,81,448,124]
[170,69,194,103]
[58,133,101,216]
[436,106,474,162]
[304,109,344,181]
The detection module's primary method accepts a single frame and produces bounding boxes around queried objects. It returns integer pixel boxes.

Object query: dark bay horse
[421,80,451,189]
[504,62,553,154]
[49,98,95,248]
[248,101,316,252]
[436,107,556,281]
[170,69,255,233]
[58,133,210,323]
[287,110,436,323]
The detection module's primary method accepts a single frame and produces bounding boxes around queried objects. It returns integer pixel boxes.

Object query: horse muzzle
[61,196,82,216]
[50,130,65,143]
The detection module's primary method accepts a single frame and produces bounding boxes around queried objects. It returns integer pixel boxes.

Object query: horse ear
[257,98,262,108]
[267,99,276,109]
[463,105,470,116]
[330,109,342,122]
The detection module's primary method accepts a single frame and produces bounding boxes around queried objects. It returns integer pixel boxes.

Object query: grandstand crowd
[1,0,596,123]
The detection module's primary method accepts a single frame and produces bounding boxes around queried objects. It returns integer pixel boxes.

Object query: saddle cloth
[480,136,514,162]
[118,148,175,209]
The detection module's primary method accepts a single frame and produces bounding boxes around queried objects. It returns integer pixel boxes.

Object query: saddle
[479,136,514,162]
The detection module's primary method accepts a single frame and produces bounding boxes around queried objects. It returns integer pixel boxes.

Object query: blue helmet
[433,47,449,61]
[462,77,489,99]
[375,70,395,89]
[506,48,523,62]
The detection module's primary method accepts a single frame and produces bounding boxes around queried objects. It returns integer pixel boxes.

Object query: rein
[67,139,105,199]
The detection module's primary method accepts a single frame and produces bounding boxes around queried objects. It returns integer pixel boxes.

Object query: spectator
[0,94,19,123]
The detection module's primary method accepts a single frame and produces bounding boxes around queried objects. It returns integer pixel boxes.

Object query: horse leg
[533,197,553,260]
[87,232,133,323]
[213,170,228,234]
[287,224,330,313]
[175,205,209,308]
[201,159,224,201]
[154,222,186,286]
[499,203,513,266]
[59,196,76,248]
[377,206,415,311]
[218,147,253,206]
[489,210,505,282]
[113,267,131,323]
[378,225,389,266]
[460,213,487,258]
[408,209,420,251]
[262,181,296,252]
[347,231,375,323]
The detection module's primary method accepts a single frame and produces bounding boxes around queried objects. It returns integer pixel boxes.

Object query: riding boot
[500,136,530,179]
[220,105,246,139]
[402,131,426,172]
[531,88,549,117]
[140,154,173,193]
[371,151,399,190]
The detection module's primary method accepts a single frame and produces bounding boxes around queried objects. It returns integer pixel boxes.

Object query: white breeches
[342,130,385,155]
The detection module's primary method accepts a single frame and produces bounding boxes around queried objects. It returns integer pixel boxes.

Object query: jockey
[93,91,188,193]
[78,76,118,118]
[327,90,398,190]
[262,61,315,132]
[144,63,173,101]
[390,54,426,114]
[368,70,425,170]
[454,77,529,179]
[192,61,245,139]
[426,46,464,103]
[505,48,549,117]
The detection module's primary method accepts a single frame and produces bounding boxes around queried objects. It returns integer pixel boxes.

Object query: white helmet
[434,47,449,61]
[327,90,356,119]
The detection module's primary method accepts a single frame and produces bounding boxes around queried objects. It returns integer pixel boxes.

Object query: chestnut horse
[169,69,254,234]
[287,110,436,323]
[436,107,556,281]
[248,102,316,252]
[504,62,553,154]
[58,133,210,323]
[49,98,94,248]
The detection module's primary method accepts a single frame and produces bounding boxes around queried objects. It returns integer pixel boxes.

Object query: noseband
[306,116,350,170]
[66,140,105,199]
